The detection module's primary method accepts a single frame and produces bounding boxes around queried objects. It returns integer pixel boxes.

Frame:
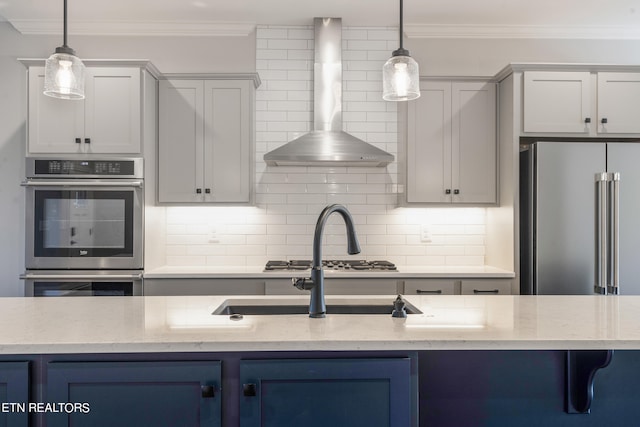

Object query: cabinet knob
[75,138,81,144]
[584,118,591,124]
[196,188,202,194]
[601,118,608,124]
[201,385,215,398]
[243,383,257,397]
[445,189,451,195]
[453,189,460,195]
[84,138,91,144]
[205,188,211,194]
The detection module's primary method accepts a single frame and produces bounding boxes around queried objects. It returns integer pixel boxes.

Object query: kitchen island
[0,294,637,353]
[1,294,640,426]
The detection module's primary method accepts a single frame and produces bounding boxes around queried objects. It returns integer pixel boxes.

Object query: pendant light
[382,0,420,101]
[43,0,85,100]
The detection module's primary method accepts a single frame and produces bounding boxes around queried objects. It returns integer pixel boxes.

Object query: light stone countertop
[143,265,515,279]
[1,294,639,354]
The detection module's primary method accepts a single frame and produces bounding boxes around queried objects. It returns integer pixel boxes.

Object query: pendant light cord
[398,0,403,50]
[63,0,68,48]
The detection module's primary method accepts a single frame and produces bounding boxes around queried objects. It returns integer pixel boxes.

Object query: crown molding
[8,19,256,37]
[160,72,262,88]
[405,24,640,40]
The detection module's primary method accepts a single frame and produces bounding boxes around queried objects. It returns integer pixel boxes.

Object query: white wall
[407,38,640,77]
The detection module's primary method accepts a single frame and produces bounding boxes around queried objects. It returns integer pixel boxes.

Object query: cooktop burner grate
[264,260,397,271]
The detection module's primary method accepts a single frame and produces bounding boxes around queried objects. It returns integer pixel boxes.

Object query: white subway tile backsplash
[267,80,309,91]
[366,28,398,40]
[256,49,287,60]
[256,28,288,39]
[287,111,313,122]
[167,256,207,266]
[346,40,389,51]
[288,29,314,39]
[257,91,287,101]
[267,39,308,50]
[257,70,288,81]
[286,70,313,80]
[342,91,367,102]
[326,193,368,205]
[163,25,487,268]
[288,50,313,60]
[206,256,247,266]
[345,101,387,112]
[342,29,369,39]
[327,173,366,184]
[306,183,349,194]
[343,50,368,61]
[287,193,328,204]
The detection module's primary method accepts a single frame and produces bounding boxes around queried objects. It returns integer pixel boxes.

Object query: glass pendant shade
[44,51,85,100]
[43,0,85,100]
[382,53,420,101]
[383,0,420,101]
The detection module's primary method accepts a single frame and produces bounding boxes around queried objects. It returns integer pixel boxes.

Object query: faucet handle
[391,295,408,318]
[293,277,315,291]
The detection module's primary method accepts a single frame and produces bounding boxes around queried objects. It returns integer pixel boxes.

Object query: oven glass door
[23,272,143,297]
[25,181,143,269]
[34,281,135,297]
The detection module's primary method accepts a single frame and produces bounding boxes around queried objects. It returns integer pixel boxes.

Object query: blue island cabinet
[46,360,221,427]
[239,358,416,427]
[0,362,29,427]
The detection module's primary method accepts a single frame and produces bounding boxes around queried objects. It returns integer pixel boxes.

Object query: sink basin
[212,298,422,316]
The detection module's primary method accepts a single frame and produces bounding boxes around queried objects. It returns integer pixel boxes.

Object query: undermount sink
[211,298,422,316]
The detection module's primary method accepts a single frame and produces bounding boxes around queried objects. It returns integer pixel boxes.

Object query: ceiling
[2,0,640,39]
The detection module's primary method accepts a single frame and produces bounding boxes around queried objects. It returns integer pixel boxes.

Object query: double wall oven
[21,157,144,296]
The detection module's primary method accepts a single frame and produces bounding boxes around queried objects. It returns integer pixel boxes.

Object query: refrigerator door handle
[609,173,620,295]
[595,172,609,295]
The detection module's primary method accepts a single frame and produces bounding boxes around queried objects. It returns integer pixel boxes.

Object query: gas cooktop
[264,260,397,272]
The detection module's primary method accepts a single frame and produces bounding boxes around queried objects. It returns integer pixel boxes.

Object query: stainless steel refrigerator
[520,141,640,295]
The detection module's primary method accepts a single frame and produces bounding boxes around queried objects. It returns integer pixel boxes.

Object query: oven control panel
[27,158,143,179]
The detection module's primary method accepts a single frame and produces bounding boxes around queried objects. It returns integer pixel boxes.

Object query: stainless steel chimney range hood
[263,18,394,167]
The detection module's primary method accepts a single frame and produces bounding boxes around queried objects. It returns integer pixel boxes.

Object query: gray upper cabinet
[523,71,640,135]
[406,80,497,205]
[26,64,147,154]
[158,76,258,204]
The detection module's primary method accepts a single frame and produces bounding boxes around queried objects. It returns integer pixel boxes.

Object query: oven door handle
[21,180,143,188]
[20,273,143,280]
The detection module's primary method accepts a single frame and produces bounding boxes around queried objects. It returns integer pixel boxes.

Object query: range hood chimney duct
[263,18,394,167]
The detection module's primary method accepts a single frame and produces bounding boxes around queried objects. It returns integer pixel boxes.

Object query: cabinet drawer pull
[243,383,257,397]
[473,289,500,294]
[584,117,591,124]
[75,138,81,144]
[84,138,91,144]
[416,289,442,295]
[601,118,608,124]
[201,385,215,398]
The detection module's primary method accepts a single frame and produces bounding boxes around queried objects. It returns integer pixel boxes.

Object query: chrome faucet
[293,204,361,318]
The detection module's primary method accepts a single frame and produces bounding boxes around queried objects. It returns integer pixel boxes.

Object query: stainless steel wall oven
[21,157,144,296]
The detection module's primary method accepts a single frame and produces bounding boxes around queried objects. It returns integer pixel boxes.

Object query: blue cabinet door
[240,358,415,427]
[0,362,29,427]
[46,360,221,427]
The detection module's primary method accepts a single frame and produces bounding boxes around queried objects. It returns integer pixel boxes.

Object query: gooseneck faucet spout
[293,204,361,318]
